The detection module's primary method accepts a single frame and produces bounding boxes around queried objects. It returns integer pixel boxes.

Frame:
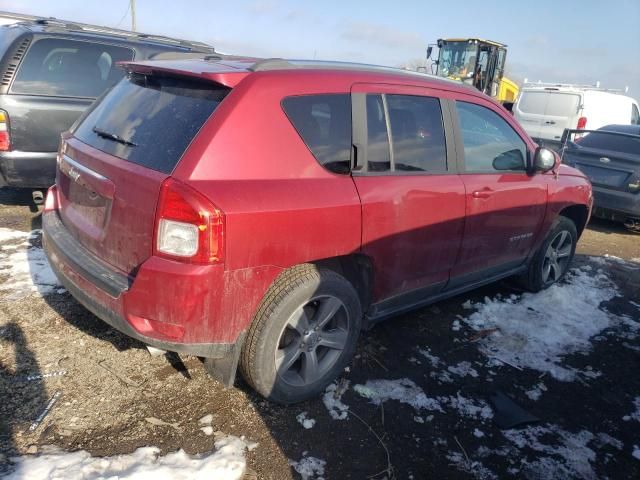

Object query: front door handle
[472,188,493,199]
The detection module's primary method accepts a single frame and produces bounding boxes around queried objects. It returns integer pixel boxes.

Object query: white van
[514,83,640,149]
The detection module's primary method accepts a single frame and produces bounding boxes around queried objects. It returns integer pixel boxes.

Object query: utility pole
[130,0,136,31]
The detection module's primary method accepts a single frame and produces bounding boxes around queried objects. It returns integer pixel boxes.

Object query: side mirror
[532,147,556,173]
[426,46,433,59]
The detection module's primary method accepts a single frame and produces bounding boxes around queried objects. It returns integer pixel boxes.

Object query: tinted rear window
[282,94,352,174]
[577,131,640,156]
[518,91,580,117]
[387,94,447,172]
[11,38,133,97]
[73,73,228,173]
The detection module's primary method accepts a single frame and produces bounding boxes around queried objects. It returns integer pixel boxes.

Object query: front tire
[240,264,362,404]
[521,216,577,292]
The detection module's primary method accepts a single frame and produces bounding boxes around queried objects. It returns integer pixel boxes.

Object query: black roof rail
[249,58,430,74]
[249,58,295,71]
[0,10,215,52]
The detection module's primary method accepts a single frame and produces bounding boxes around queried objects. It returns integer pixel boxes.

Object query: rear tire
[520,216,577,292]
[240,264,361,404]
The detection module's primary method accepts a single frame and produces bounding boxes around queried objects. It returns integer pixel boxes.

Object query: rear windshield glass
[518,91,580,117]
[73,73,229,173]
[11,38,133,98]
[577,131,640,156]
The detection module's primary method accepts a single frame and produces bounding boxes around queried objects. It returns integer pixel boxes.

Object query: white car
[514,83,640,150]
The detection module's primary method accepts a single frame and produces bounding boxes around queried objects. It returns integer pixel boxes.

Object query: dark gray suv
[0,16,216,188]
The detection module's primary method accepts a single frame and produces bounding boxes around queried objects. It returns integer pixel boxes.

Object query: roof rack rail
[0,10,215,52]
[249,58,426,74]
[522,79,629,93]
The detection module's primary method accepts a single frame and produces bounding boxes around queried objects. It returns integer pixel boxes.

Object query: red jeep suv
[43,58,592,403]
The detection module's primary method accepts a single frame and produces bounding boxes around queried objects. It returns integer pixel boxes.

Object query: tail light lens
[577,117,587,129]
[44,185,58,212]
[0,110,10,151]
[154,178,224,264]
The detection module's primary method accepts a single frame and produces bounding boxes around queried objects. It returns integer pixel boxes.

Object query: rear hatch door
[563,131,640,191]
[516,90,581,142]
[57,70,229,275]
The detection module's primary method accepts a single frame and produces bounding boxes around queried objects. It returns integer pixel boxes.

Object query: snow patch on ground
[354,379,443,412]
[4,436,251,479]
[289,454,326,480]
[595,433,623,450]
[417,348,441,367]
[322,382,350,420]
[353,379,493,423]
[296,411,316,429]
[461,267,620,381]
[446,361,479,378]
[440,393,493,420]
[0,228,60,299]
[633,446,640,460]
[503,425,597,479]
[446,451,497,480]
[524,382,548,401]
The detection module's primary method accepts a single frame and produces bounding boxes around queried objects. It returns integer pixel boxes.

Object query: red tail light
[577,117,587,129]
[0,110,10,151]
[153,178,224,264]
[44,185,58,212]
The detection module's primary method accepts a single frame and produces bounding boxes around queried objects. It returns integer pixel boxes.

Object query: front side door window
[456,100,527,173]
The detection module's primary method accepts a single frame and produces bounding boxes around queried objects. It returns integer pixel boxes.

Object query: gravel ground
[1,186,639,479]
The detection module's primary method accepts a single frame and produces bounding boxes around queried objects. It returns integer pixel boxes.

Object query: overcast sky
[3,0,639,100]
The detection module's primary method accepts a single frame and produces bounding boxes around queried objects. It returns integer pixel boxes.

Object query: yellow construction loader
[427,38,519,106]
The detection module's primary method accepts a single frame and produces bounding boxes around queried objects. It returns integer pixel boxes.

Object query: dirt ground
[1,186,639,479]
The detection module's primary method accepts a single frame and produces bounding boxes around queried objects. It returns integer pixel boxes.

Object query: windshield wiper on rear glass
[92,126,138,147]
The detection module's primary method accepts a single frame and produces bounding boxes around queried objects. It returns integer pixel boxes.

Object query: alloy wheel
[542,230,573,285]
[275,295,350,387]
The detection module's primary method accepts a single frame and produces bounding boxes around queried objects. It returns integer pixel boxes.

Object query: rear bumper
[43,210,240,359]
[0,151,57,188]
[592,186,640,221]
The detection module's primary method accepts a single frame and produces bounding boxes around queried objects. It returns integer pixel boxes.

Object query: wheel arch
[310,253,374,314]
[559,204,589,238]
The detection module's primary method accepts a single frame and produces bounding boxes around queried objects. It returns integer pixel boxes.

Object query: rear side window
[362,94,446,173]
[577,131,640,156]
[456,101,527,172]
[386,94,447,172]
[11,38,133,97]
[631,104,639,125]
[73,73,228,173]
[282,94,352,174]
[366,94,391,172]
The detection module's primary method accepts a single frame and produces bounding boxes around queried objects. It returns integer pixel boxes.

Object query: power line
[114,0,131,29]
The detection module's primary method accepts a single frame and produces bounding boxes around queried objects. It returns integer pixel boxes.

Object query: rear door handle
[472,188,493,199]
[545,120,556,125]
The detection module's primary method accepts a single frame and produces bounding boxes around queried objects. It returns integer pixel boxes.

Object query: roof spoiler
[117,60,251,89]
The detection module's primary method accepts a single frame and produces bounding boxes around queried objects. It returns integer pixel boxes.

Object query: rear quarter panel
[172,71,363,331]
